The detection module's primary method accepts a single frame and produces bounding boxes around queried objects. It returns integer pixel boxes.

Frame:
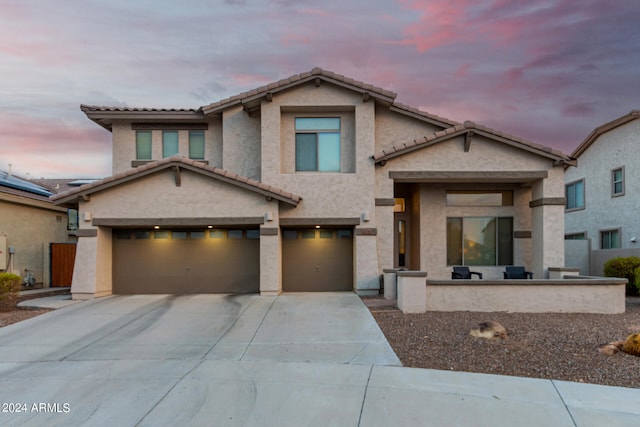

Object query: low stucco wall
[423,279,627,314]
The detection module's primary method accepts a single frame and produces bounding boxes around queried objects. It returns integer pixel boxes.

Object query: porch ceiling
[389,170,548,184]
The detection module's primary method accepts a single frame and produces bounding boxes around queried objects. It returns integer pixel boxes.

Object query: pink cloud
[231,73,274,87]
[396,0,472,52]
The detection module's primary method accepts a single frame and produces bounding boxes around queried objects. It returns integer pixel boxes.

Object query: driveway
[0,293,400,426]
[1,293,638,426]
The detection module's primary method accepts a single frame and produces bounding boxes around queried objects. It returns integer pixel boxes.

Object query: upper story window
[295,117,340,172]
[565,179,584,211]
[189,131,205,160]
[163,131,179,158]
[612,167,624,197]
[136,131,152,160]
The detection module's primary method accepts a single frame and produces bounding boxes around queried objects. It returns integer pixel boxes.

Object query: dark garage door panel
[113,229,259,294]
[282,229,353,292]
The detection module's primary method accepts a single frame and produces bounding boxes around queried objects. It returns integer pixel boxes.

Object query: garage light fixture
[315,225,320,229]
[208,225,213,229]
[154,225,160,229]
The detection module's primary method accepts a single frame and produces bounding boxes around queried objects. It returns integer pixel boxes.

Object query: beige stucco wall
[85,168,272,220]
[111,119,222,175]
[374,105,445,153]
[260,84,377,221]
[222,107,261,180]
[424,280,626,313]
[0,196,73,286]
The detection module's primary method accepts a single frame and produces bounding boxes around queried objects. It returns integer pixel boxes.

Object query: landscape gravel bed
[368,297,640,389]
[0,290,68,328]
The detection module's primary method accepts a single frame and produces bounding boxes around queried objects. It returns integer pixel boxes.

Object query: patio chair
[503,266,533,279]
[451,266,483,279]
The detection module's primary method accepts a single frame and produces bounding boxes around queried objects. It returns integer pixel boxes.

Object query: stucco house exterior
[52,68,575,299]
[0,171,77,287]
[564,110,640,275]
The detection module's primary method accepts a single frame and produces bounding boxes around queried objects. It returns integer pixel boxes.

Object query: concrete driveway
[1,293,639,426]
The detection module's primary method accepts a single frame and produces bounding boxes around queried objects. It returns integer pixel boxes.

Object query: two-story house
[52,68,575,299]
[564,110,640,274]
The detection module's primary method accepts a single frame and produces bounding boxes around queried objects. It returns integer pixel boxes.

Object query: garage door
[282,228,353,292]
[113,228,260,294]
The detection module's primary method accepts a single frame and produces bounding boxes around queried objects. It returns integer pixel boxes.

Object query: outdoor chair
[451,266,483,279]
[503,266,533,279]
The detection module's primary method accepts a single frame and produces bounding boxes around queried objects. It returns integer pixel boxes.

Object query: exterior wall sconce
[265,212,274,222]
[362,212,370,222]
[83,211,92,221]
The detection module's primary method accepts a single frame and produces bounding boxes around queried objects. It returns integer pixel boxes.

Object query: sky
[1,0,639,179]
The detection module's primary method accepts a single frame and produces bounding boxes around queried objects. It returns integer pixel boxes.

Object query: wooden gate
[50,243,76,287]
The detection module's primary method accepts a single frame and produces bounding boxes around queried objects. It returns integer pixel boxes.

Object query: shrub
[603,256,640,296]
[0,272,22,312]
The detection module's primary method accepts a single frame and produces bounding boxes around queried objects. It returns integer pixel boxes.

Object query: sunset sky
[1,0,639,179]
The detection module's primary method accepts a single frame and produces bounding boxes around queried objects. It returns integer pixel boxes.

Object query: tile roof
[571,110,640,159]
[50,156,302,207]
[80,105,200,114]
[80,67,456,130]
[389,102,459,128]
[373,121,576,165]
[29,178,98,195]
[201,67,397,114]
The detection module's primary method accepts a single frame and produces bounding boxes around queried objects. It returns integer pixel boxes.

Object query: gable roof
[372,121,576,166]
[201,67,397,115]
[571,110,640,159]
[81,67,460,131]
[51,156,302,207]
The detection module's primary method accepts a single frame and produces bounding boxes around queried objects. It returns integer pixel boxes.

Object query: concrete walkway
[0,293,638,426]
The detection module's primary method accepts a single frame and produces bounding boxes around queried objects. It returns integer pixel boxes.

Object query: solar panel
[0,171,52,197]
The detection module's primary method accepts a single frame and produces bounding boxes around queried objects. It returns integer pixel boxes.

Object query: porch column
[530,168,566,278]
[71,227,113,299]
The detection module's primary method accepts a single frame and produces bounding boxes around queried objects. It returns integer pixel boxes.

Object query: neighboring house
[564,110,640,274]
[52,68,575,299]
[0,171,78,287]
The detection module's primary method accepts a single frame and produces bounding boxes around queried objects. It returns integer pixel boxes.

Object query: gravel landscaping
[0,290,68,328]
[367,296,640,389]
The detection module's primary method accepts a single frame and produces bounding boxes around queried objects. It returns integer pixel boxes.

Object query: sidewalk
[17,287,80,309]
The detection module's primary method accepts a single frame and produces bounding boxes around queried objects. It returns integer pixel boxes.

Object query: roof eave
[201,74,397,116]
[80,105,206,132]
[51,158,302,207]
[570,110,640,159]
